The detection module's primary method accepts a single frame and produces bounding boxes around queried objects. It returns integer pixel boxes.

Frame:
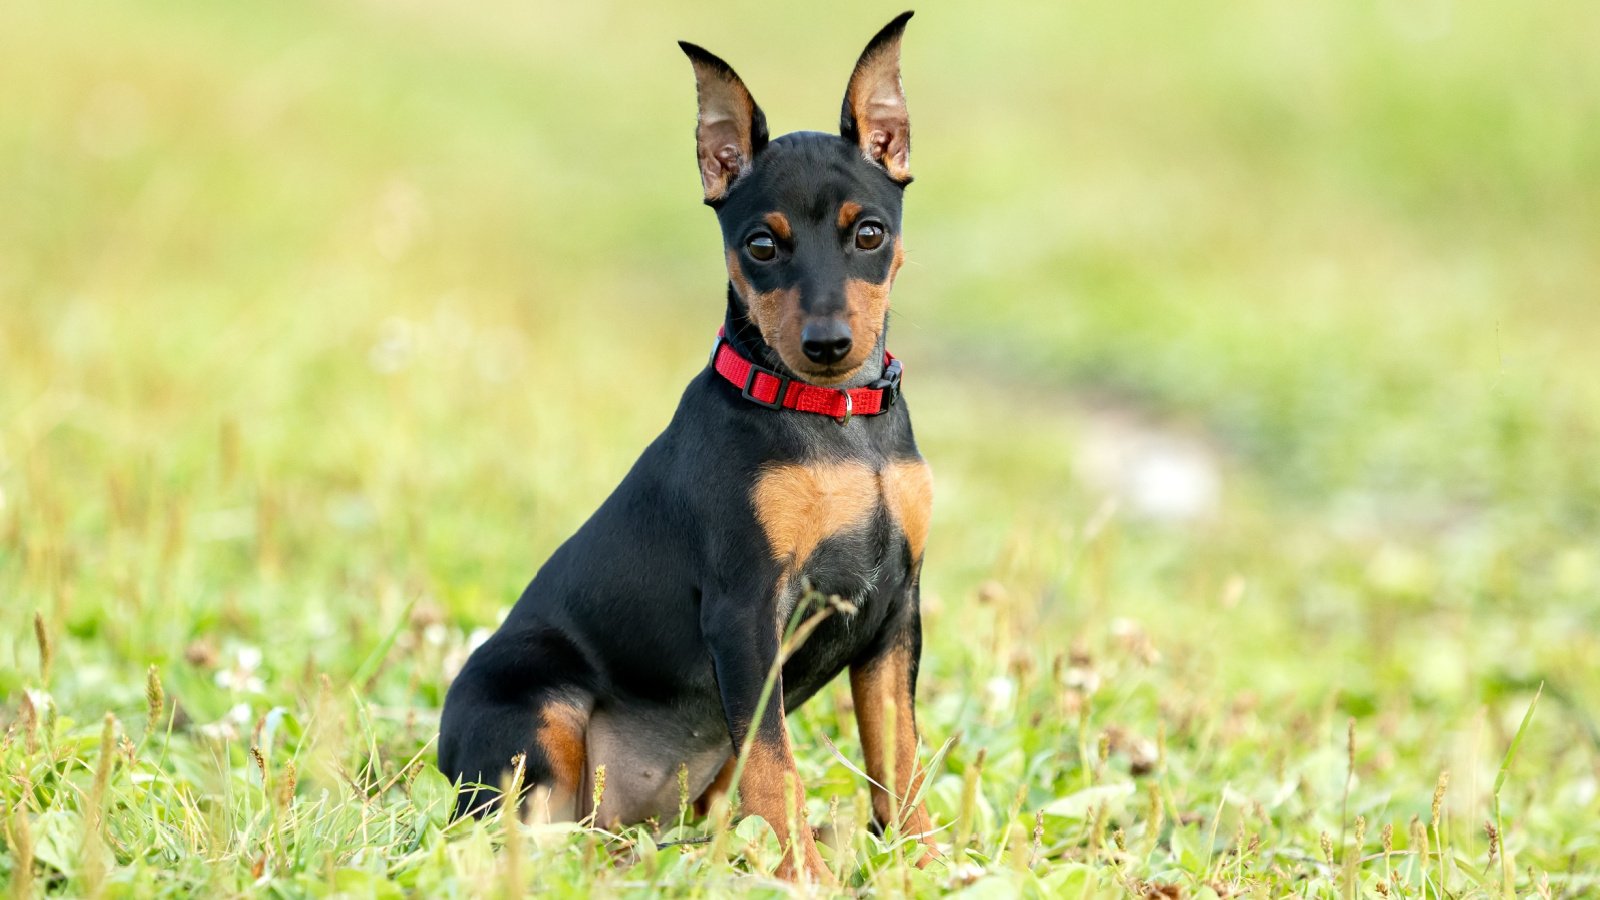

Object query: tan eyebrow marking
[837,201,863,230]
[763,212,792,241]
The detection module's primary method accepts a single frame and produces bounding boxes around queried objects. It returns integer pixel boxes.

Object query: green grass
[4,0,1599,895]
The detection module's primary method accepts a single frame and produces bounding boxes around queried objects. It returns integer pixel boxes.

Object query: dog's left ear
[840,11,913,184]
[680,42,769,205]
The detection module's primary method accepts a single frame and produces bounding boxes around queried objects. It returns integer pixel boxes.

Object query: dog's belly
[586,701,728,826]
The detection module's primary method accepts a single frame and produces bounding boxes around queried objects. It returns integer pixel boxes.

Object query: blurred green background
[2,0,1598,894]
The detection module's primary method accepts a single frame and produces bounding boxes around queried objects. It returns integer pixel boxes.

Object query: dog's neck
[721,287,887,390]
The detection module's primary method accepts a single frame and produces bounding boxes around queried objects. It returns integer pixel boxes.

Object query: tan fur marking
[752,461,879,574]
[740,737,829,882]
[688,60,759,202]
[726,248,753,300]
[841,288,889,368]
[534,702,588,820]
[845,38,911,182]
[837,200,863,230]
[726,249,804,366]
[840,237,904,373]
[693,754,737,818]
[851,648,937,863]
[728,239,906,387]
[882,458,933,560]
[762,212,792,241]
[791,236,901,382]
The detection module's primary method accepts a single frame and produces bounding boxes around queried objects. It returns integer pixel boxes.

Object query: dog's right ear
[679,42,769,205]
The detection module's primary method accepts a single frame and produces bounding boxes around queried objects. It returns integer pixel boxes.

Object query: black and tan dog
[438,12,934,882]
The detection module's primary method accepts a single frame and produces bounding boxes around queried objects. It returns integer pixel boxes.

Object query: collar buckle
[741,365,791,410]
[867,358,903,409]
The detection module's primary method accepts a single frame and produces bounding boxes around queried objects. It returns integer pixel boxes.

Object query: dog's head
[681,13,913,386]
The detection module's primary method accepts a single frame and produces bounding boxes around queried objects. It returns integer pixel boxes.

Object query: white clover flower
[442,627,495,682]
[24,688,53,714]
[215,646,265,694]
[199,703,253,741]
[985,676,1016,712]
[947,861,985,888]
[1063,666,1101,695]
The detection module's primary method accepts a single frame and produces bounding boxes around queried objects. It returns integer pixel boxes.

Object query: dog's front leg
[701,596,830,884]
[850,591,939,865]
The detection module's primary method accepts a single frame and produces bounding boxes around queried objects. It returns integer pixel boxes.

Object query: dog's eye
[855,222,886,251]
[746,233,777,262]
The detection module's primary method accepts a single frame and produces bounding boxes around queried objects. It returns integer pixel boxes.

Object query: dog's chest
[750,457,931,605]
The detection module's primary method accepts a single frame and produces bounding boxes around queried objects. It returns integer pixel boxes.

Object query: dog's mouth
[792,363,858,386]
[774,351,863,387]
[770,331,881,387]
[752,317,879,388]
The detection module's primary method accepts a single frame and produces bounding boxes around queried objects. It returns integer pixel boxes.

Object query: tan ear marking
[681,42,767,202]
[841,13,913,183]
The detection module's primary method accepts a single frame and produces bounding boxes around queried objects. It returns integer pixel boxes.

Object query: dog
[438,12,934,882]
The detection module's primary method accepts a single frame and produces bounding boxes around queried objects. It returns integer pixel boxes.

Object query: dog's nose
[800,321,853,366]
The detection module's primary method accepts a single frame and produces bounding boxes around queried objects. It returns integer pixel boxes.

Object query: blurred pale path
[2,0,1598,894]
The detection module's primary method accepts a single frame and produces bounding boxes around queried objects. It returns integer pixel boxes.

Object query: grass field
[3,0,1599,896]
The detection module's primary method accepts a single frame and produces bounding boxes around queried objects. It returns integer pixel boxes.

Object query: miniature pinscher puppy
[438,12,933,882]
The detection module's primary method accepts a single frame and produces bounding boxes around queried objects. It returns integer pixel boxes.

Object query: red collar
[710,328,902,424]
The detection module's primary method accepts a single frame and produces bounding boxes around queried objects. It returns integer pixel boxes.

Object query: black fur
[438,15,925,831]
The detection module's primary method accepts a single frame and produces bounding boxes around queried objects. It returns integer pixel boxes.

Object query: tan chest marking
[752,461,878,570]
[751,458,934,575]
[882,459,933,561]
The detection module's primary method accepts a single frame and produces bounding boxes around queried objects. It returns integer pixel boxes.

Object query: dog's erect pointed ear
[679,41,769,205]
[840,11,913,184]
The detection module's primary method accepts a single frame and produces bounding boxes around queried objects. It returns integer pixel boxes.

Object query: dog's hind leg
[437,626,595,821]
[692,754,736,818]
